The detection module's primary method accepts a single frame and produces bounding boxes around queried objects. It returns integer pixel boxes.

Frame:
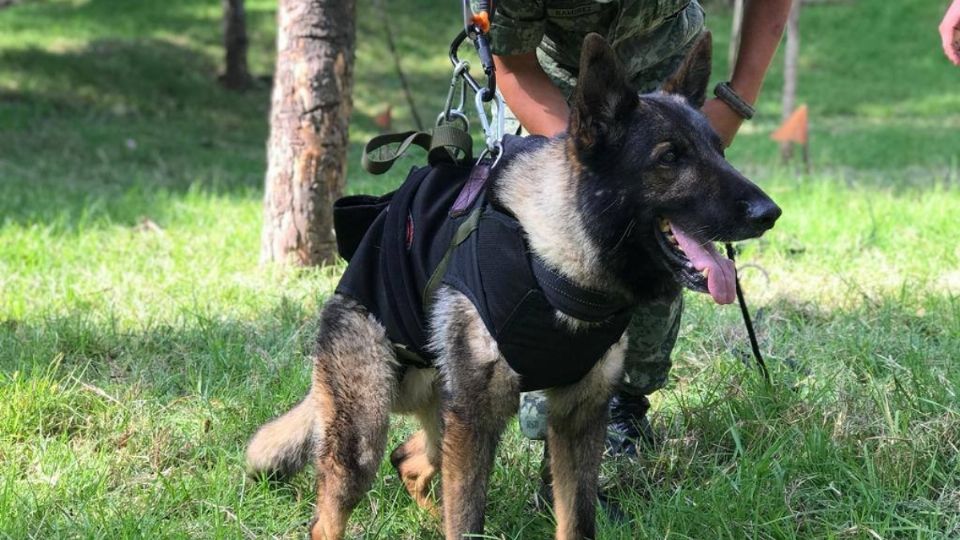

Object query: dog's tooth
[659,220,672,233]
[701,267,710,278]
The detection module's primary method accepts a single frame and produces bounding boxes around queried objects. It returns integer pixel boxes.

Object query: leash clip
[474,89,505,157]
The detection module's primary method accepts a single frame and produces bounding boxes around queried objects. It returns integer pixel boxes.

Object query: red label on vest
[405,213,414,250]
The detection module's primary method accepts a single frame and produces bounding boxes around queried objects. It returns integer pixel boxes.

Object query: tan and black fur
[246,32,780,540]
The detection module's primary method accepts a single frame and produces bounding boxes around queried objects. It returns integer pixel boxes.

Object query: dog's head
[568,32,781,304]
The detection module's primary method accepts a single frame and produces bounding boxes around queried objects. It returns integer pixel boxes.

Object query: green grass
[1,0,959,538]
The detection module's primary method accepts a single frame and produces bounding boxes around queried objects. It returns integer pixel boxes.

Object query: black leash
[724,243,771,384]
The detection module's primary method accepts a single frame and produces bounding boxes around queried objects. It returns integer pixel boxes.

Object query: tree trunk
[221,0,254,90]
[727,0,743,78]
[780,0,800,162]
[260,0,356,266]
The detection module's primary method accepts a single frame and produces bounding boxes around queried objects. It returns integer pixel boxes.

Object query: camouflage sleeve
[484,0,546,56]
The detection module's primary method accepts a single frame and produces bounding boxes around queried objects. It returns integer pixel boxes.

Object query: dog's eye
[659,151,678,165]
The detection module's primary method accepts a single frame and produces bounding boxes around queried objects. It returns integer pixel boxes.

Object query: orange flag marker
[771,104,808,145]
[374,104,393,131]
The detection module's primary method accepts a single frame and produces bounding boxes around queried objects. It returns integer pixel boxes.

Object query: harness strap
[362,125,473,175]
[422,207,482,307]
[530,257,634,323]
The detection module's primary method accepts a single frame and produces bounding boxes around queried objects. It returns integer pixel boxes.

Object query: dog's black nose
[740,198,782,231]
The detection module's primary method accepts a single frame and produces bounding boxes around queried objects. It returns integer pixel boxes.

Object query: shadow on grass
[0,310,322,539]
[0,297,533,539]
[0,40,257,121]
[0,0,461,229]
[1,288,959,537]
[0,36,274,230]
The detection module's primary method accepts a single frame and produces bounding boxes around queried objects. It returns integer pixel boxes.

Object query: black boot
[535,442,626,522]
[606,393,655,457]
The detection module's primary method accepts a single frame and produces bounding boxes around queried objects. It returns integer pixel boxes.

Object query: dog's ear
[661,31,712,108]
[569,33,638,153]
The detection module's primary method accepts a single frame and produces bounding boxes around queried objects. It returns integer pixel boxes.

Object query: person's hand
[940,0,960,66]
[702,97,744,148]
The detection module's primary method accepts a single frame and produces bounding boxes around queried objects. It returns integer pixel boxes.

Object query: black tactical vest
[334,136,633,391]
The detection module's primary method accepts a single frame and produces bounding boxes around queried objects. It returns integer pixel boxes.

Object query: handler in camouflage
[485,0,793,453]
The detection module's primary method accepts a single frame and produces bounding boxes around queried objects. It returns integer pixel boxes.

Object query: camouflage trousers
[518,294,683,440]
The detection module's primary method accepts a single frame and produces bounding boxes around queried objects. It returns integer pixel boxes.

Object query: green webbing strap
[431,124,473,164]
[362,131,431,175]
[361,125,473,175]
[422,207,482,307]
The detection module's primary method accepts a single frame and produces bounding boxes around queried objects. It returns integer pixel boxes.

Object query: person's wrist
[710,96,745,125]
[702,98,743,148]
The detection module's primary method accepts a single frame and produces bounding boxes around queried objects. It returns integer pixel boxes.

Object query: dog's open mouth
[655,218,736,305]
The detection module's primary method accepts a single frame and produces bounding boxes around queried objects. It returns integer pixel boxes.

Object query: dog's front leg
[545,344,625,540]
[433,291,521,539]
[545,397,608,540]
[440,389,515,538]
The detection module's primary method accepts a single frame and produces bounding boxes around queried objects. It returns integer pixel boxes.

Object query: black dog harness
[334,136,634,391]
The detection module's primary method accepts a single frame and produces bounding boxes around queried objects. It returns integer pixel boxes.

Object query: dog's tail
[246,394,316,479]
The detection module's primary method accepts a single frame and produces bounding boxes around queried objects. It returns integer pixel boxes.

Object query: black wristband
[713,82,755,120]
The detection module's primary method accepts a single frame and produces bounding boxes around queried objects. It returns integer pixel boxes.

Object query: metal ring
[436,109,469,132]
[477,141,503,169]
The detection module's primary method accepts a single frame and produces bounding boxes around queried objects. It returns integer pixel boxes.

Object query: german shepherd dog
[246,32,780,539]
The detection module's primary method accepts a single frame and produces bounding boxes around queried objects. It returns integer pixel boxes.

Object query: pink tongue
[671,226,736,305]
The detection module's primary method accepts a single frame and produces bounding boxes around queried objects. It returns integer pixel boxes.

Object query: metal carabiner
[461,0,496,101]
[474,89,505,156]
[439,61,469,121]
[493,90,505,143]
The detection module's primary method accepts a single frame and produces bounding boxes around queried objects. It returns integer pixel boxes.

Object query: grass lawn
[1,0,959,538]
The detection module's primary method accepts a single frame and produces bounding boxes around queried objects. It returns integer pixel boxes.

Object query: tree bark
[221,0,254,90]
[780,0,800,162]
[260,0,356,266]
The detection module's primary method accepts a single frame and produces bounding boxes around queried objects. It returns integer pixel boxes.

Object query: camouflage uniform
[483,0,705,440]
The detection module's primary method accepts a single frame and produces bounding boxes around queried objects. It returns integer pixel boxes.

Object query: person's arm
[484,0,561,135]
[940,0,960,65]
[494,53,570,136]
[703,0,793,147]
